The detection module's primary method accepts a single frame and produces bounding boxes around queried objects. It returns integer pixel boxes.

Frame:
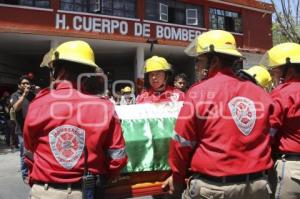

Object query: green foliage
[270,0,300,44]
[272,22,289,45]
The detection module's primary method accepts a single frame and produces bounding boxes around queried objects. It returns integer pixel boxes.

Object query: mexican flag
[115,101,183,173]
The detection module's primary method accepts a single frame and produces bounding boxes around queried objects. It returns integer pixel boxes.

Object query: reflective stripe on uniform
[107,148,126,160]
[173,133,196,148]
[24,148,34,160]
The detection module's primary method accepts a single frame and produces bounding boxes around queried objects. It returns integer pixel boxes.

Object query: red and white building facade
[0,0,274,91]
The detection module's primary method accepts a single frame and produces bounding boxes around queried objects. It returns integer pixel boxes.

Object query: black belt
[34,181,82,190]
[193,171,266,183]
[275,153,300,160]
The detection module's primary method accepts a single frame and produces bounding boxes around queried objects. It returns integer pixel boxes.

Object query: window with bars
[0,0,17,5]
[101,0,112,15]
[159,3,168,22]
[60,0,87,12]
[209,8,242,33]
[186,9,198,25]
[113,0,125,17]
[60,0,136,18]
[94,0,100,12]
[1,0,50,8]
[145,0,157,21]
[145,0,204,27]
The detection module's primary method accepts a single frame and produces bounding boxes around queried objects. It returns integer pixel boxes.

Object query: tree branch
[272,0,295,41]
[296,0,300,25]
[272,0,300,43]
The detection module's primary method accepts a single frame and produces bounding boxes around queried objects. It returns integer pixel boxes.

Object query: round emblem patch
[228,97,256,136]
[49,125,85,170]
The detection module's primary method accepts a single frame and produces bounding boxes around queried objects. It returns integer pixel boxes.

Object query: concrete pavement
[0,146,152,199]
[0,146,30,199]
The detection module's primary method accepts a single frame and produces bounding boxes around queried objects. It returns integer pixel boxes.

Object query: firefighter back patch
[49,125,85,170]
[228,97,256,136]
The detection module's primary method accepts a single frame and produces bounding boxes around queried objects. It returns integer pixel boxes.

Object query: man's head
[18,75,31,93]
[174,73,188,92]
[49,40,100,82]
[136,78,144,94]
[185,30,243,80]
[47,40,106,94]
[239,65,272,90]
[144,56,172,91]
[260,42,300,87]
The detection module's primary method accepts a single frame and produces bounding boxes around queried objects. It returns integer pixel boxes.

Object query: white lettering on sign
[134,22,150,37]
[55,14,67,30]
[156,25,200,41]
[72,16,129,34]
[93,18,101,32]
[119,21,128,35]
[102,18,110,33]
[73,16,82,31]
[156,25,163,39]
[55,13,202,42]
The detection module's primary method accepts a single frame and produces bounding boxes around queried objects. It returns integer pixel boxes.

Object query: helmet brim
[184,42,244,58]
[50,57,100,69]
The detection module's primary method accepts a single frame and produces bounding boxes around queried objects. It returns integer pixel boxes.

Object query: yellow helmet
[260,42,300,69]
[122,86,132,93]
[185,30,243,58]
[51,40,99,69]
[144,56,171,73]
[243,66,272,88]
[40,49,54,68]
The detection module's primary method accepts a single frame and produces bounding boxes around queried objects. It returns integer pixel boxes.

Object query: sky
[263,0,281,4]
[264,0,299,13]
[263,0,299,20]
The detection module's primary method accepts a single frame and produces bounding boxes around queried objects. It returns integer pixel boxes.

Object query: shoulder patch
[228,97,256,136]
[49,125,85,170]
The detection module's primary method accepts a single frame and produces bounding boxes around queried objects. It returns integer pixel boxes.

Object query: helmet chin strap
[49,67,55,79]
[280,58,291,83]
[204,53,214,79]
[50,51,61,81]
[280,66,288,83]
[154,82,166,93]
[202,45,215,80]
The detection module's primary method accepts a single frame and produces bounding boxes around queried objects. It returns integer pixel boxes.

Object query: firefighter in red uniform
[238,65,272,92]
[23,40,127,199]
[162,30,273,198]
[136,56,185,103]
[261,42,300,199]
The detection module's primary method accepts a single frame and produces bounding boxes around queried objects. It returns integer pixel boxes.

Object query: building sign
[55,13,203,42]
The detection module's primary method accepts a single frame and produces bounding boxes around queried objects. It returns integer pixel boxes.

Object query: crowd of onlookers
[0,74,41,184]
[102,72,189,105]
[0,91,16,148]
[0,71,189,146]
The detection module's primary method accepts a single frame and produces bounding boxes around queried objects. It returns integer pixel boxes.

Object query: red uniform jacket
[270,78,300,154]
[23,81,127,183]
[136,86,185,103]
[169,70,273,183]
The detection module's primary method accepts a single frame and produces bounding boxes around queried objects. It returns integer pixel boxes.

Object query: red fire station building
[0,0,273,91]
